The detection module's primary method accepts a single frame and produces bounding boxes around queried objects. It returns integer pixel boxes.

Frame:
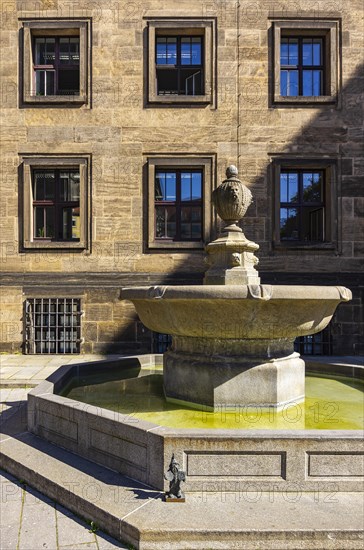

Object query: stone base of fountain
[164,343,305,410]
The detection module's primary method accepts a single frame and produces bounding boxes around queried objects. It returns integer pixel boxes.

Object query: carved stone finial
[226,165,239,179]
[204,166,260,285]
[212,165,253,232]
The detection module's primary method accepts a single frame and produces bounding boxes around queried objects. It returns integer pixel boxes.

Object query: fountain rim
[121,284,352,302]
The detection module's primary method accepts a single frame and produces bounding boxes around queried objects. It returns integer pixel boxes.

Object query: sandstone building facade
[0,0,363,355]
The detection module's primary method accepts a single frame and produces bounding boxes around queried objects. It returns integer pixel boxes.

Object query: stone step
[1,430,363,550]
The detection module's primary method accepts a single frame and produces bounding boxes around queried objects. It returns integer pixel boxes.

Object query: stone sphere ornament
[212,165,253,231]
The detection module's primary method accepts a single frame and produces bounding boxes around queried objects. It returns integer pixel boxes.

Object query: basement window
[25,298,82,354]
[294,327,332,355]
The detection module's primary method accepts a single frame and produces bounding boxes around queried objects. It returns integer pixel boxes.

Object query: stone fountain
[122,166,352,410]
[2,171,361,550]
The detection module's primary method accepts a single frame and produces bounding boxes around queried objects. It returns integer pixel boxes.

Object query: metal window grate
[25,298,81,354]
[152,332,172,354]
[294,327,332,356]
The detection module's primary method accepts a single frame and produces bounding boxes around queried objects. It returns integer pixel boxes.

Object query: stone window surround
[270,157,338,250]
[147,155,214,249]
[272,19,340,105]
[146,18,216,106]
[21,155,90,250]
[21,20,89,105]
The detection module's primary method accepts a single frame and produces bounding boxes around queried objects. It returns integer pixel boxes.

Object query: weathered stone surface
[0,0,362,353]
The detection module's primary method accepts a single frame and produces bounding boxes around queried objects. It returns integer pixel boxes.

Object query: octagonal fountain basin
[28,355,364,493]
[121,284,352,410]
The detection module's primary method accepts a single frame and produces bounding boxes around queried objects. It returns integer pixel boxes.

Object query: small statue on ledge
[164,454,186,502]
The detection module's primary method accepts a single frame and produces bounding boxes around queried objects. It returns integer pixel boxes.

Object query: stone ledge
[1,432,363,550]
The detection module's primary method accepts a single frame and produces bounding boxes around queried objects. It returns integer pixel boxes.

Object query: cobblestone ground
[0,388,129,550]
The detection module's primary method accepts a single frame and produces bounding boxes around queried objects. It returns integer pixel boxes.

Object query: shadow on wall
[102,60,364,356]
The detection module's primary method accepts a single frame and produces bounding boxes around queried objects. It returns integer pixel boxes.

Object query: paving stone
[0,471,125,550]
[0,388,12,401]
[0,476,23,550]
[0,525,21,550]
[0,367,23,379]
[96,532,130,549]
[18,486,57,550]
[9,367,43,379]
[56,507,96,547]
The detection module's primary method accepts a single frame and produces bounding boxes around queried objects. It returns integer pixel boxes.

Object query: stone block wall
[0,1,363,354]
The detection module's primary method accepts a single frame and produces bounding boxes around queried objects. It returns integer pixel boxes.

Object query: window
[156,36,203,96]
[272,20,340,104]
[294,327,332,355]
[272,159,337,248]
[21,156,90,250]
[280,170,325,242]
[21,20,89,105]
[280,37,324,96]
[147,156,214,249]
[33,36,80,96]
[32,169,80,241]
[25,298,82,354]
[155,170,203,241]
[152,332,172,353]
[146,19,216,105]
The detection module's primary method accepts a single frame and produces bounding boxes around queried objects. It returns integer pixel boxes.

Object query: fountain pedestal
[164,337,305,410]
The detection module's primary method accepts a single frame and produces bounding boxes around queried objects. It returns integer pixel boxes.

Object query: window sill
[273,242,336,251]
[149,94,211,105]
[23,94,87,105]
[23,241,86,250]
[149,241,204,250]
[274,95,336,105]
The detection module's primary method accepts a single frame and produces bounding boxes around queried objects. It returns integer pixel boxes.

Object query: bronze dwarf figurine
[164,454,186,502]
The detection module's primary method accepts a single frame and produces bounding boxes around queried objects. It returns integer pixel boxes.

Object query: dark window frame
[154,168,203,242]
[280,35,325,96]
[21,155,90,251]
[21,20,89,106]
[32,36,80,97]
[155,35,204,96]
[271,158,338,251]
[146,19,216,106]
[32,168,80,242]
[271,19,340,106]
[279,169,325,243]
